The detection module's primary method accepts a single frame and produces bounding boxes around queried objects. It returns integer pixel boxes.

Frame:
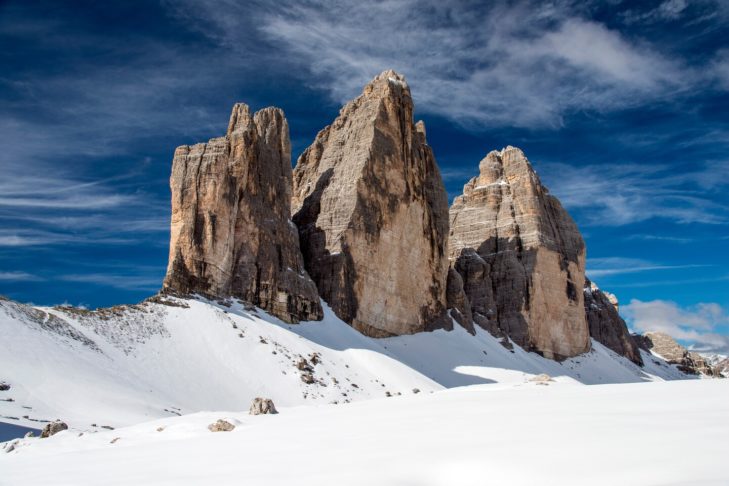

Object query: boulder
[448,147,590,360]
[163,103,322,323]
[208,419,236,432]
[584,278,643,365]
[40,420,68,438]
[249,397,278,415]
[292,70,450,337]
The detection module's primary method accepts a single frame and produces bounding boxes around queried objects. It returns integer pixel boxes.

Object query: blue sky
[1,0,728,352]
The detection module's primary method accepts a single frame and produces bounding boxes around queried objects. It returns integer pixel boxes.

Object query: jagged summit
[448,146,589,360]
[292,69,450,337]
[163,103,322,323]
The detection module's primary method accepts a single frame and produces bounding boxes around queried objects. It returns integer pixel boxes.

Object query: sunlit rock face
[448,147,590,360]
[292,70,450,337]
[163,103,322,323]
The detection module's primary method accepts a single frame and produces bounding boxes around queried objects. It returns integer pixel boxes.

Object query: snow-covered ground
[2,379,727,485]
[0,295,691,432]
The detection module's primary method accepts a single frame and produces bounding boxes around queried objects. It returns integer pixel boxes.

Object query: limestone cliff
[163,104,322,323]
[448,147,590,360]
[584,278,642,365]
[292,70,450,337]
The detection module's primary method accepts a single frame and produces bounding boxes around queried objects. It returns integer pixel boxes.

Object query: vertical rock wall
[163,104,322,323]
[448,147,590,360]
[292,70,450,337]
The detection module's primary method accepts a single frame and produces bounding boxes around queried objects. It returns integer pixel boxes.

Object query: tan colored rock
[249,397,278,415]
[208,419,235,432]
[292,70,450,337]
[584,278,642,365]
[448,147,589,360]
[163,104,322,323]
[640,332,716,376]
[40,420,68,438]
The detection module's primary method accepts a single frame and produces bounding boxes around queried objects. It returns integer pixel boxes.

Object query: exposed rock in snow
[0,295,693,433]
[40,421,67,438]
[249,398,277,415]
[292,69,450,337]
[207,419,235,432]
[2,380,727,485]
[635,332,716,376]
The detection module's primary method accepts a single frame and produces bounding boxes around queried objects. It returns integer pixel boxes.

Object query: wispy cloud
[621,0,689,25]
[539,161,729,226]
[623,299,729,354]
[587,257,708,278]
[167,0,721,129]
[58,273,162,291]
[607,274,729,288]
[0,271,43,282]
[623,234,694,244]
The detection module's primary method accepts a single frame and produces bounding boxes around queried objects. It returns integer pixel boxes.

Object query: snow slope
[0,295,690,431]
[2,379,727,486]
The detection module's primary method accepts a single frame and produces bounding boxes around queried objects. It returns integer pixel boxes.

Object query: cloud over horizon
[623,299,729,355]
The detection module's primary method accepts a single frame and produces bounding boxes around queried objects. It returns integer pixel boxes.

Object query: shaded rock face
[448,147,589,360]
[638,332,716,376]
[445,268,473,334]
[163,104,322,323]
[292,70,450,337]
[583,279,642,365]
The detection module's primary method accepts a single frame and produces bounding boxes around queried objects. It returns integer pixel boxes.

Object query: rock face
[448,147,589,360]
[292,70,450,337]
[636,332,715,376]
[445,268,473,334]
[40,421,68,438]
[163,104,322,323]
[584,278,643,365]
[249,397,278,415]
[712,357,729,378]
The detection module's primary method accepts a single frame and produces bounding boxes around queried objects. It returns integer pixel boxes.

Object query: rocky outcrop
[712,357,729,378]
[249,397,277,415]
[292,70,450,337]
[208,419,235,432]
[584,278,642,365]
[40,421,68,438]
[636,332,715,376]
[448,147,589,360]
[163,104,322,323]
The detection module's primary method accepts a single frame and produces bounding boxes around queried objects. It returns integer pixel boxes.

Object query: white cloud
[169,0,697,129]
[623,299,729,354]
[587,257,707,278]
[538,160,729,225]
